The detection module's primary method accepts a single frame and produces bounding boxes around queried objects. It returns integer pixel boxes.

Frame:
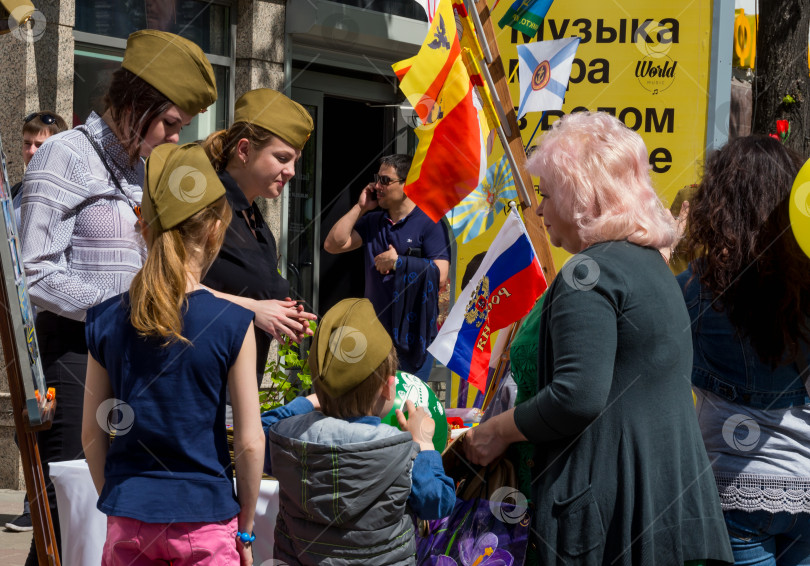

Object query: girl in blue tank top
[81,143,264,566]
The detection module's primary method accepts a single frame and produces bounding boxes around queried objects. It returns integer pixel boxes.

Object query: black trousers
[26,311,87,566]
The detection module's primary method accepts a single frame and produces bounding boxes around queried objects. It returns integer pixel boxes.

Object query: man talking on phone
[324,154,450,381]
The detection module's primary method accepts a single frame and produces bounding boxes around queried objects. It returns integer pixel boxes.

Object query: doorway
[317,96,387,314]
[289,70,410,317]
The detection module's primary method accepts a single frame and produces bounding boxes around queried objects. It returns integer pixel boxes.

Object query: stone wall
[235,0,287,386]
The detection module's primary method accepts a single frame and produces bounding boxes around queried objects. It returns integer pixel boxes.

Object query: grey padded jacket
[268,412,420,565]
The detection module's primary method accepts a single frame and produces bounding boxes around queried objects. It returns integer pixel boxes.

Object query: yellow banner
[456,1,713,282]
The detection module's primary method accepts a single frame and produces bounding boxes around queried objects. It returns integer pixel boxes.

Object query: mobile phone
[367,189,378,200]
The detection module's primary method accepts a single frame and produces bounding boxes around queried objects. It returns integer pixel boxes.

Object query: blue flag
[517,36,580,119]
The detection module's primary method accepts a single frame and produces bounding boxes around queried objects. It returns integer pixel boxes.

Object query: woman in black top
[203,88,317,384]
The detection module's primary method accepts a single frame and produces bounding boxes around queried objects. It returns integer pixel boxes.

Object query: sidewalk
[0,490,33,566]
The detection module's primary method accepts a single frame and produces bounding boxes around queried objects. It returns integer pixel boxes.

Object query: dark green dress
[513,241,733,565]
[507,296,545,566]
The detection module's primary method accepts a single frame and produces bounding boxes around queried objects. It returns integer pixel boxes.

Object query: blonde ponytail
[129,197,231,344]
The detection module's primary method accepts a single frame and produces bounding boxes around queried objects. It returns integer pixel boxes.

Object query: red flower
[777,119,790,135]
[769,133,780,140]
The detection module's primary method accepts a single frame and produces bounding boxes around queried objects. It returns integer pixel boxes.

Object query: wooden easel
[0,133,61,566]
[1,311,60,566]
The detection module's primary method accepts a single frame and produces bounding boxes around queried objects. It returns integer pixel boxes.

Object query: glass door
[283,88,323,315]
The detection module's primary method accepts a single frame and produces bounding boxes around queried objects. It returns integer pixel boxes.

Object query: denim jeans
[724,509,810,566]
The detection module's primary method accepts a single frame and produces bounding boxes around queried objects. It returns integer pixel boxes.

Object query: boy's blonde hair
[312,348,398,419]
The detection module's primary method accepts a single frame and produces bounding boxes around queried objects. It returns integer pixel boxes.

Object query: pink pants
[102,515,240,566]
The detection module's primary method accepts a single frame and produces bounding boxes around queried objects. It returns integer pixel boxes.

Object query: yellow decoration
[789,158,810,258]
[732,10,757,69]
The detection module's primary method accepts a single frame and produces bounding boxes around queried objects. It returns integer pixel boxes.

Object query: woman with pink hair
[464,112,733,565]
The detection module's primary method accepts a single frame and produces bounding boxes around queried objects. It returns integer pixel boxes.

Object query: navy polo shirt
[355,207,450,333]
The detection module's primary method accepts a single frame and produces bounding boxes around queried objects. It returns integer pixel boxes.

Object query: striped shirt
[20,112,146,321]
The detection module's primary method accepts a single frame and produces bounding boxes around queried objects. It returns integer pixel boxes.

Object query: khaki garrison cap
[142,144,225,233]
[234,89,314,151]
[122,30,217,116]
[0,1,35,33]
[309,299,393,398]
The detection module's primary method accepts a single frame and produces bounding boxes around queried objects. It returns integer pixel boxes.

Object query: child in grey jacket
[262,298,455,565]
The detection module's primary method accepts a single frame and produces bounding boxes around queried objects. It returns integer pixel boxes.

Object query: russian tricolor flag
[429,208,547,391]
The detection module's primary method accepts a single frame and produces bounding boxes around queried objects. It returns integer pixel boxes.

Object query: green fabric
[122,30,217,115]
[513,241,733,565]
[506,294,546,566]
[143,144,225,232]
[234,89,314,150]
[309,298,393,398]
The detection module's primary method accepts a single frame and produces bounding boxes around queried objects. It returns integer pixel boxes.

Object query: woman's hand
[396,400,436,452]
[463,409,526,466]
[252,298,316,343]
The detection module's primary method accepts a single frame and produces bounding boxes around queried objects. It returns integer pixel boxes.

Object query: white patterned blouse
[20,112,146,321]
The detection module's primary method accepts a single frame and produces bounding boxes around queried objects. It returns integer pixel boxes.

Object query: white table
[49,460,279,566]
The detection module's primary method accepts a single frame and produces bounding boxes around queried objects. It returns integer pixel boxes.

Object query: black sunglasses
[373,174,405,186]
[24,112,57,125]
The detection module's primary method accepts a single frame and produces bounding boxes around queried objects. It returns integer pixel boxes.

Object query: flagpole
[481,320,521,411]
[471,0,557,281]
[524,111,546,151]
[495,125,531,204]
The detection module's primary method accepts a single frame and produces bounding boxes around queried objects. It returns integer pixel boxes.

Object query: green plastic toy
[382,371,448,452]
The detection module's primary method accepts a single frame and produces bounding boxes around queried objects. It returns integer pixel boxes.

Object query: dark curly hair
[103,68,174,165]
[685,135,810,366]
